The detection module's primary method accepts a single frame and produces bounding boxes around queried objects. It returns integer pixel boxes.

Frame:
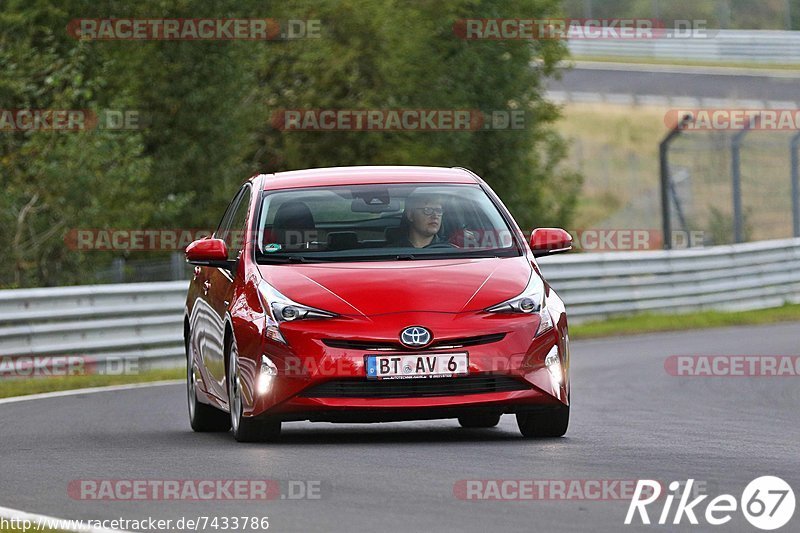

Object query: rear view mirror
[186,238,233,269]
[529,228,573,257]
[350,195,401,213]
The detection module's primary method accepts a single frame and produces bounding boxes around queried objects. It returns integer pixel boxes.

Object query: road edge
[0,380,182,405]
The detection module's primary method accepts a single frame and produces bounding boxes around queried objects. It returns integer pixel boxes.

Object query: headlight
[486,273,554,337]
[258,280,337,344]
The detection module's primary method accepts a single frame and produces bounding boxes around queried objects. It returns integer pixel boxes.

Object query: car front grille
[298,374,529,399]
[322,333,506,352]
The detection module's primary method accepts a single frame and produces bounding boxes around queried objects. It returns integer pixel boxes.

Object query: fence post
[583,0,593,18]
[112,257,125,283]
[659,114,692,250]
[791,132,800,238]
[170,252,185,280]
[731,117,759,244]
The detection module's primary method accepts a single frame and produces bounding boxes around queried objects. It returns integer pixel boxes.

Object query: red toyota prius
[184,166,572,442]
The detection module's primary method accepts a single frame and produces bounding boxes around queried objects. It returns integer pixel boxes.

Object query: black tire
[187,357,230,432]
[228,338,281,442]
[233,417,282,443]
[516,406,569,438]
[458,413,502,428]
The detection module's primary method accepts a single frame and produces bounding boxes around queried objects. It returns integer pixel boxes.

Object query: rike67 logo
[626,477,795,530]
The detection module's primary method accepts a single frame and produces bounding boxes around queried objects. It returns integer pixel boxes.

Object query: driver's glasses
[418,207,444,217]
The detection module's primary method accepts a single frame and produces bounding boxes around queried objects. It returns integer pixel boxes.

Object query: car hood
[257,256,532,316]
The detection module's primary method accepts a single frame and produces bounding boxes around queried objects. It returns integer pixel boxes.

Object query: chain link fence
[666,131,799,245]
[562,0,799,30]
[567,129,800,248]
[91,253,192,284]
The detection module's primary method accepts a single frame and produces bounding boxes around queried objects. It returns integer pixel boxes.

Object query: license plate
[365,353,468,380]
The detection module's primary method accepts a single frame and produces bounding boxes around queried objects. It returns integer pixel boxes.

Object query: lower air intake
[299,375,529,399]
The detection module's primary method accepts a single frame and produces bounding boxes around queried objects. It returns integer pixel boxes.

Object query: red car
[184,166,573,442]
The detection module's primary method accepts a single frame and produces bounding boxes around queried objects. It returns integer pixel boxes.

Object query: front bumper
[240,310,569,421]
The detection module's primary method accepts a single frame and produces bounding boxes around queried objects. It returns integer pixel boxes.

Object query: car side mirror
[529,228,573,257]
[186,238,234,269]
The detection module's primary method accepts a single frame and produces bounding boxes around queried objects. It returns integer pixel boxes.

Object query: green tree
[0,1,152,287]
[1,0,582,287]
[249,0,581,229]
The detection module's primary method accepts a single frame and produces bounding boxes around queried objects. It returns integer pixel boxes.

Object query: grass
[570,303,800,339]
[570,55,800,71]
[0,367,183,399]
[556,102,667,228]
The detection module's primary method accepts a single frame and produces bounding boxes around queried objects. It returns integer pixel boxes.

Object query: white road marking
[0,504,130,533]
[0,380,182,405]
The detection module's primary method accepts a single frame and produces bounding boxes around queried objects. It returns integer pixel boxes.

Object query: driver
[393,192,446,248]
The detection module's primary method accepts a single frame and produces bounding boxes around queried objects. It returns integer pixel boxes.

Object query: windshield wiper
[257,248,518,265]
[257,254,322,264]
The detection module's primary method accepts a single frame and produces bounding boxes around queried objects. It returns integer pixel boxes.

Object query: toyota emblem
[400,326,432,348]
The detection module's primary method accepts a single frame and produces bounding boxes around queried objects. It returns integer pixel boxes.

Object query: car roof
[257,166,479,190]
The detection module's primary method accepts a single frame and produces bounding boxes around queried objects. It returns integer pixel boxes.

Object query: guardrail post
[659,114,692,250]
[792,132,800,238]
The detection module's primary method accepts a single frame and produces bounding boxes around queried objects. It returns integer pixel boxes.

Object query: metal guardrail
[568,29,800,64]
[543,238,800,319]
[1,238,799,369]
[0,281,188,370]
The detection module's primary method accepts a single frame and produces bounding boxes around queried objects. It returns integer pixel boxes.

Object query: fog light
[257,355,278,394]
[544,345,562,384]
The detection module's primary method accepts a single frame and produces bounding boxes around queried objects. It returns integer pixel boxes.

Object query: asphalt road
[550,64,800,102]
[1,323,798,533]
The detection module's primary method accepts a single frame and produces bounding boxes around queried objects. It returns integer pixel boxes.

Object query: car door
[203,185,252,401]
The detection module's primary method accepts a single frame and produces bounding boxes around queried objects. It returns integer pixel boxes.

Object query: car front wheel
[187,354,230,432]
[228,339,281,442]
[516,406,569,438]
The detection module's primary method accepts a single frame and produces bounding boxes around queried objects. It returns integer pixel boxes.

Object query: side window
[216,186,252,260]
[215,190,242,240]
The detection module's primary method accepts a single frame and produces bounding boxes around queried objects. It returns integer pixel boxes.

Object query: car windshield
[254,183,521,263]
